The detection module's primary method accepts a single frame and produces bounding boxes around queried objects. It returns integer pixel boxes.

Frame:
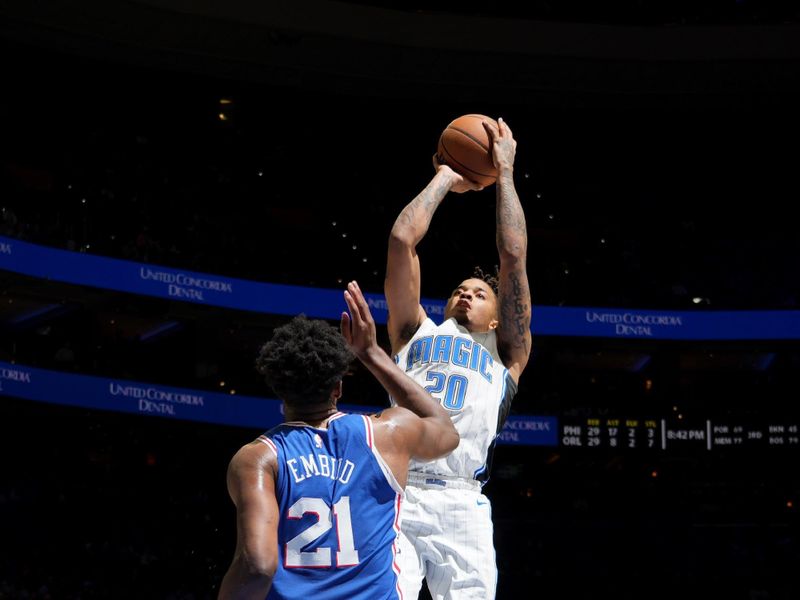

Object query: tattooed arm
[484,118,532,383]
[385,157,483,353]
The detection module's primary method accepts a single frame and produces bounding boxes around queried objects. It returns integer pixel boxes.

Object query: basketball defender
[218,281,459,600]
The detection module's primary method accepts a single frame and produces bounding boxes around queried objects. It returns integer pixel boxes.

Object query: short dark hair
[472,265,499,295]
[255,315,354,407]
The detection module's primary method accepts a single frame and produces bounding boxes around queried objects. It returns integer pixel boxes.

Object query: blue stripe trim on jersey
[499,368,509,407]
[475,370,519,484]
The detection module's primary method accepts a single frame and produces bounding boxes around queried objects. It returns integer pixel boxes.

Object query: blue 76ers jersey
[259,413,403,600]
[392,317,517,483]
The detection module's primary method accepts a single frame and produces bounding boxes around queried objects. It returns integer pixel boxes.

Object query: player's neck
[453,317,490,335]
[284,403,338,428]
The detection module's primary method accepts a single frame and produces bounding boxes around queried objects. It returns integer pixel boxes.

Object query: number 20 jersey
[392,317,517,483]
[260,413,403,600]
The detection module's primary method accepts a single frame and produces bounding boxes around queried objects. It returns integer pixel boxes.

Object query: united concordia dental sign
[2,235,800,339]
[0,361,558,445]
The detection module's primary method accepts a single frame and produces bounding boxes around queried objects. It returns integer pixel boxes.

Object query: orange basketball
[437,114,498,187]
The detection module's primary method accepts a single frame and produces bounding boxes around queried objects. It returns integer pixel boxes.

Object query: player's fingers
[340,310,352,343]
[350,281,372,323]
[498,117,513,139]
[344,289,362,329]
[482,120,498,141]
[465,178,482,191]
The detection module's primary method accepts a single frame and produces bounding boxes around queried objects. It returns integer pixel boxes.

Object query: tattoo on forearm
[496,173,530,357]
[496,173,527,256]
[500,271,531,355]
[393,178,450,240]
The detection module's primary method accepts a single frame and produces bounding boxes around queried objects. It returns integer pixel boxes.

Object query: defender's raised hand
[340,280,378,359]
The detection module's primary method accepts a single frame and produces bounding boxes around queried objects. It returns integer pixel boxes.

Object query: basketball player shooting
[385,117,531,599]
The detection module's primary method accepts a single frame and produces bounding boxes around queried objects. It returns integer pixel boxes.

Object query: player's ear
[331,380,343,402]
[488,318,499,331]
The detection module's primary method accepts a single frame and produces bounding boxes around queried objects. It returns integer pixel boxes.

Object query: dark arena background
[2,1,800,598]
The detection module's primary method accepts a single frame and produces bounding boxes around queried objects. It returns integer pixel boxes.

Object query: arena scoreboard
[559,417,800,450]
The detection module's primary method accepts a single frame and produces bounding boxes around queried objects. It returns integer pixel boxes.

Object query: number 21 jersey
[260,413,403,600]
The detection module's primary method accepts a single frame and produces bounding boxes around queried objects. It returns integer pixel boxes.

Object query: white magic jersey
[392,317,517,482]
